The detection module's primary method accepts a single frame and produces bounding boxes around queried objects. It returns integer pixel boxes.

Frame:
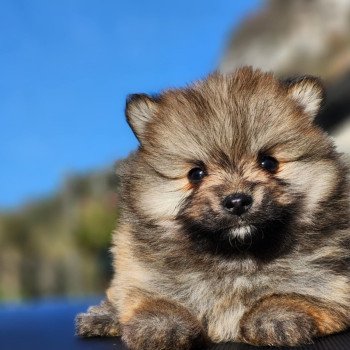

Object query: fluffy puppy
[76,67,350,349]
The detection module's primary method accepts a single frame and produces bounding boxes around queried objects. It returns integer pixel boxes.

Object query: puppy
[76,67,350,349]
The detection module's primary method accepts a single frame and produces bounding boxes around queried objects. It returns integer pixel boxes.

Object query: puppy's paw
[240,307,316,346]
[121,299,208,350]
[75,300,121,337]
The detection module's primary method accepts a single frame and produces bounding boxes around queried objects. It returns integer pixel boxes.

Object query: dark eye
[260,155,279,173]
[188,167,206,184]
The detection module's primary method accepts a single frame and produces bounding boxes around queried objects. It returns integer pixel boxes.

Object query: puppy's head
[125,67,343,260]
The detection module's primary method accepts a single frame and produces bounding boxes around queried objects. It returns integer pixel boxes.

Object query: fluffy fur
[76,67,350,349]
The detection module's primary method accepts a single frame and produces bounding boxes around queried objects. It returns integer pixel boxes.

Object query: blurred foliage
[75,200,117,252]
[0,166,120,301]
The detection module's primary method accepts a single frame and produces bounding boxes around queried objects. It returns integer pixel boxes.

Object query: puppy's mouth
[227,225,256,239]
[179,215,296,262]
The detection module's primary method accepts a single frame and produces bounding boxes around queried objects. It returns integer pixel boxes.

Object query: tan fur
[76,67,350,348]
[240,293,347,346]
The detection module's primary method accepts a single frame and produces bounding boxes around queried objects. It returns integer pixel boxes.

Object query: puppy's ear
[125,94,158,142]
[283,76,325,120]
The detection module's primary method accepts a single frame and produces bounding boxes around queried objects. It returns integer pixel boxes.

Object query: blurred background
[1,0,350,303]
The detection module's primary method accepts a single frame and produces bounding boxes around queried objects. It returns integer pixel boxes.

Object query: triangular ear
[125,93,158,142]
[284,76,325,120]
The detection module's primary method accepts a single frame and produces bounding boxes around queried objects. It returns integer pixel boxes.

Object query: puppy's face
[126,68,340,260]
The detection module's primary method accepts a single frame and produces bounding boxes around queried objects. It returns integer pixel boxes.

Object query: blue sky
[1,0,261,209]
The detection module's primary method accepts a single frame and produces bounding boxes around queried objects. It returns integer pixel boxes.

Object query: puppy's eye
[188,167,206,184]
[259,155,279,173]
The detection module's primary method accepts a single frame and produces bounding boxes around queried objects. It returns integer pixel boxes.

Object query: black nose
[222,193,253,216]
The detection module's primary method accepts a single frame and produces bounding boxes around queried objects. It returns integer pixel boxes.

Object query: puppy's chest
[165,272,270,342]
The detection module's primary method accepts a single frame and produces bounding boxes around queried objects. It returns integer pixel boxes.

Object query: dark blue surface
[0,299,349,350]
[0,298,125,350]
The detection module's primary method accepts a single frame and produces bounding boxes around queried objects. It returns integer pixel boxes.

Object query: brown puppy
[76,67,350,349]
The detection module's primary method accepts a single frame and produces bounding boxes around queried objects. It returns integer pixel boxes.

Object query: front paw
[240,308,317,346]
[121,304,207,350]
[75,300,121,337]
